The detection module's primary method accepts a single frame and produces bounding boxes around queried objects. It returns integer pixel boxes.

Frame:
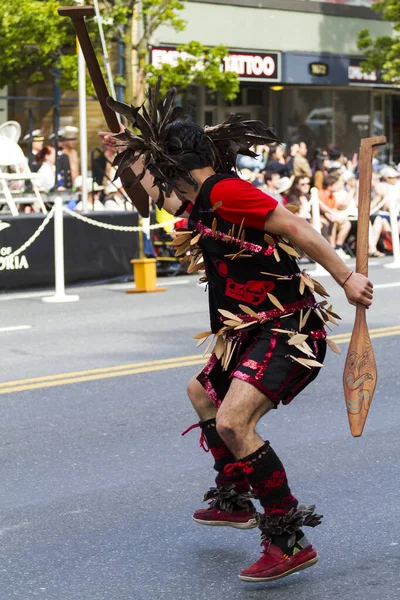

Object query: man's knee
[216,411,245,444]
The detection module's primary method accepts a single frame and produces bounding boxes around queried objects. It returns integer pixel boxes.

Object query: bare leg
[215,378,274,458]
[335,219,351,247]
[328,222,337,247]
[369,216,384,254]
[186,375,217,421]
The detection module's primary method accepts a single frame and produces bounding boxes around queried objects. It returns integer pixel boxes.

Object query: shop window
[281,88,333,152]
[333,90,370,158]
[305,1,375,6]
[204,111,214,126]
[246,88,263,106]
[205,90,219,106]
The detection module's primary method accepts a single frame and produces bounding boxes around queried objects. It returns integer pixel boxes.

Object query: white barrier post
[310,187,329,277]
[383,185,400,269]
[42,196,80,303]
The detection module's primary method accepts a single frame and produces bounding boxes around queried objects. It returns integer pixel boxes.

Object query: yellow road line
[0,360,207,395]
[1,324,399,396]
[0,354,205,388]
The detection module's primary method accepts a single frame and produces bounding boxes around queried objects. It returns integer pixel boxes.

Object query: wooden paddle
[343,136,386,437]
[58,6,150,218]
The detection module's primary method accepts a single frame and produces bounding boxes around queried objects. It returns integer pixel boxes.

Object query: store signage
[309,62,329,77]
[348,58,382,84]
[150,46,281,82]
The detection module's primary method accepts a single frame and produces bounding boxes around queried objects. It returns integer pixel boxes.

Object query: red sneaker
[239,539,318,582]
[193,485,257,530]
[193,505,257,529]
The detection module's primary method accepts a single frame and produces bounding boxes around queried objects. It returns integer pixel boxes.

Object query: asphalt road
[1,260,400,600]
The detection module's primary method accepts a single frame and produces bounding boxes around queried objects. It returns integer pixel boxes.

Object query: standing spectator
[49,126,80,189]
[267,145,290,177]
[35,145,64,193]
[318,174,352,259]
[21,129,44,172]
[286,176,312,221]
[58,127,80,187]
[285,143,299,175]
[293,141,312,178]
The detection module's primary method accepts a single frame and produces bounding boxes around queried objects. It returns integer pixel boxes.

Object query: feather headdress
[106,77,278,197]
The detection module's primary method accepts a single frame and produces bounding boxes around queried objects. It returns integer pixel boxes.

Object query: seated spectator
[103,178,132,211]
[312,151,329,190]
[318,173,352,260]
[277,177,293,204]
[293,141,312,178]
[327,146,345,172]
[338,171,386,258]
[73,177,105,211]
[267,145,290,177]
[286,176,312,222]
[339,170,358,218]
[237,145,269,173]
[263,171,283,203]
[378,166,400,236]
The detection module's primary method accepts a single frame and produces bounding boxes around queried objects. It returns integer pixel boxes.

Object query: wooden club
[58,5,150,217]
[343,135,386,437]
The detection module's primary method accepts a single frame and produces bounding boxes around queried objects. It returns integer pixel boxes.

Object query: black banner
[0,212,140,291]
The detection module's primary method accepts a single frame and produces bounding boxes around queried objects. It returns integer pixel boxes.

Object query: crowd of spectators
[3,127,132,214]
[2,126,400,262]
[237,141,400,260]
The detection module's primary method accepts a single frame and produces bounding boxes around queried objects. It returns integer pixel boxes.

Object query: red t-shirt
[209,178,278,230]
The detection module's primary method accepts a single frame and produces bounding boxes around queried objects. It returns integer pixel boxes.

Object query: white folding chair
[0,137,47,216]
[0,121,22,143]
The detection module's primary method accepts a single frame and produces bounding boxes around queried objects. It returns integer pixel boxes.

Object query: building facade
[151,0,398,161]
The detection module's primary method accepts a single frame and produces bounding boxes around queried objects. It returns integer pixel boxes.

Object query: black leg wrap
[256,505,323,548]
[204,484,255,513]
[200,418,249,490]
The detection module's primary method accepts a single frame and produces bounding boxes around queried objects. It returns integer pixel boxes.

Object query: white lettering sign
[151,47,280,81]
[0,249,29,271]
[223,54,276,78]
[349,65,377,82]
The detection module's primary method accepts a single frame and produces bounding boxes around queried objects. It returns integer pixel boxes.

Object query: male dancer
[100,87,372,583]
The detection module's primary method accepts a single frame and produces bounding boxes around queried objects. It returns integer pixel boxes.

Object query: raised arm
[264,205,373,307]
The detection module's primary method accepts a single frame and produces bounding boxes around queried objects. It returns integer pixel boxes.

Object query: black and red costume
[176,172,338,527]
[188,173,327,409]
[108,83,339,567]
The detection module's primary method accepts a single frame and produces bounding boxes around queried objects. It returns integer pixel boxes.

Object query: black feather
[106,78,278,196]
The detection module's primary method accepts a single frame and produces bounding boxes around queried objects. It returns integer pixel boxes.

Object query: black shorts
[197,316,327,408]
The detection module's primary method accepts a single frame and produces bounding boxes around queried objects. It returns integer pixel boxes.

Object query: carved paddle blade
[343,306,377,437]
[343,136,385,437]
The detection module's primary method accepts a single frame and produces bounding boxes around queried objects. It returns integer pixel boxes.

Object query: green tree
[0,0,239,104]
[357,1,400,81]
[144,41,240,101]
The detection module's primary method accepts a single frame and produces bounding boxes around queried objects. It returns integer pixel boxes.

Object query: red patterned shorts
[197,316,327,408]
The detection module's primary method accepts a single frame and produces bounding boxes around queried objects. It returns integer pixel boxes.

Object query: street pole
[384,185,400,269]
[78,39,88,212]
[42,196,80,304]
[310,187,329,277]
[93,0,118,110]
